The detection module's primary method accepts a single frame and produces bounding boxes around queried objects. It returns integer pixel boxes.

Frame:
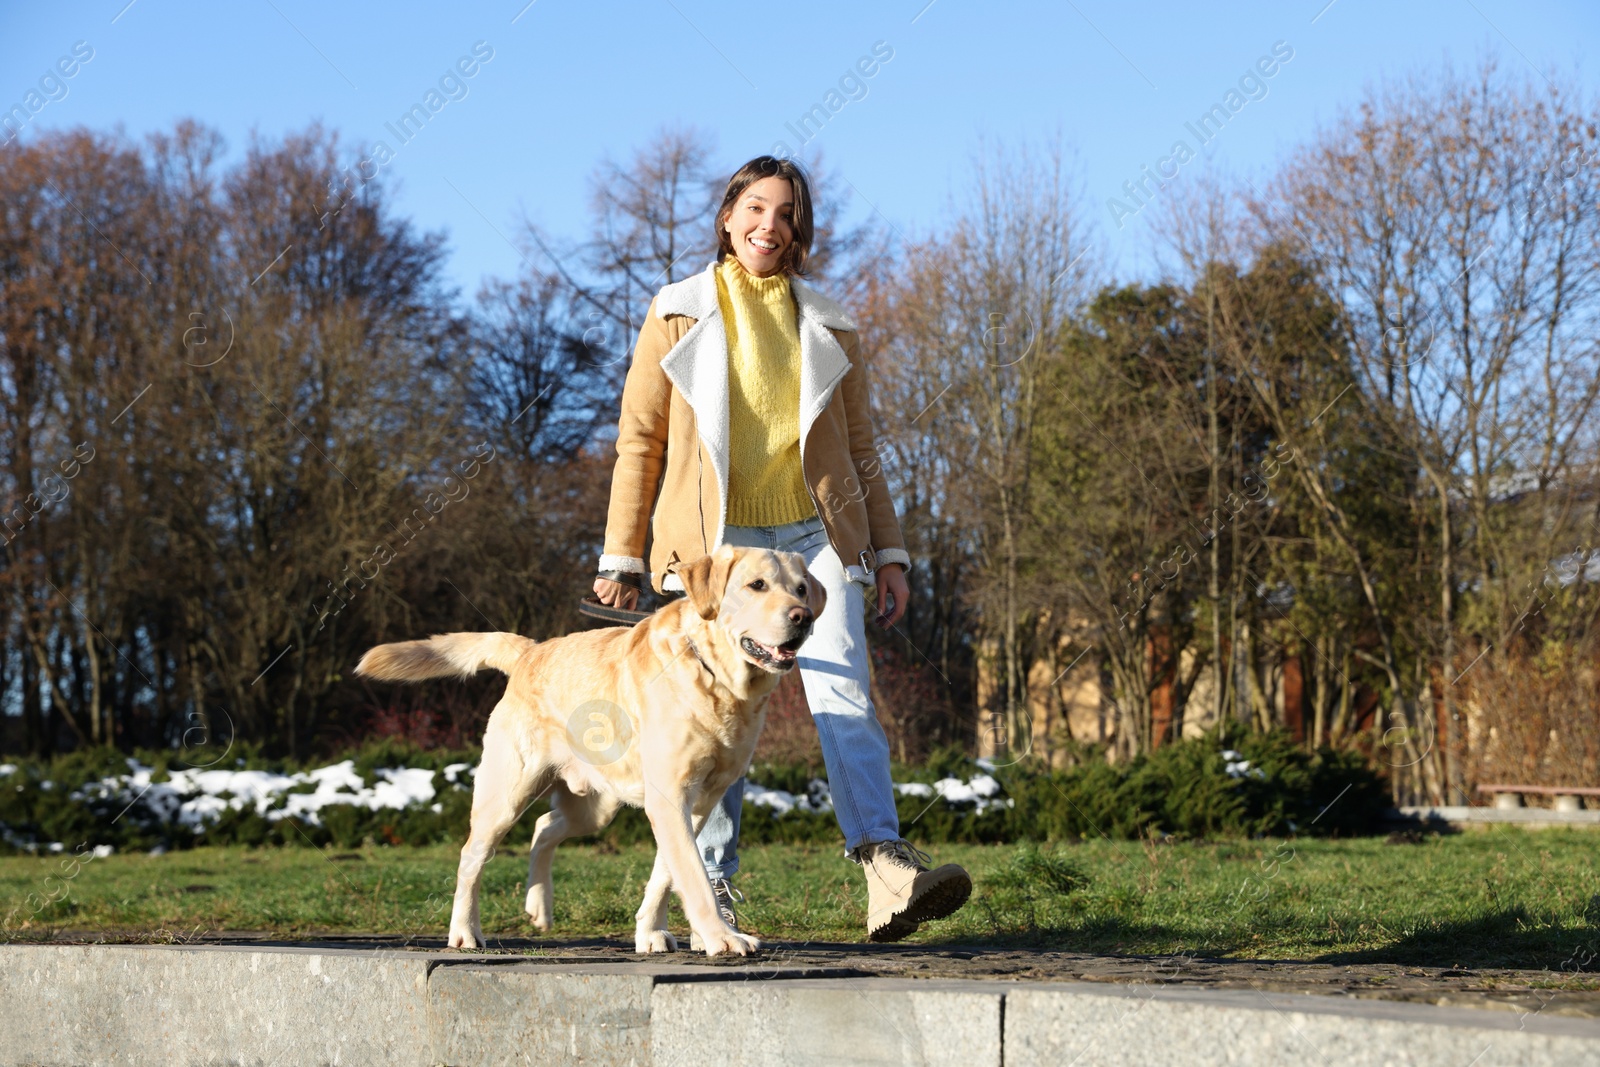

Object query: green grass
[3,829,1597,969]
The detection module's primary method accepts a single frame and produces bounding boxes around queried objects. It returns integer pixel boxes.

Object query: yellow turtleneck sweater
[715,256,817,527]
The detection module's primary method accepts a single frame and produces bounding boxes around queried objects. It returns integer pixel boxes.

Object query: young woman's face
[722,176,794,277]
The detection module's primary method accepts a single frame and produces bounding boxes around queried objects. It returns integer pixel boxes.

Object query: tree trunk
[1205,293,1225,731]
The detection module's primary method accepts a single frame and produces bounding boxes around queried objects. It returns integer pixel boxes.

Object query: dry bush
[1464,641,1600,797]
[750,640,955,770]
[752,673,824,768]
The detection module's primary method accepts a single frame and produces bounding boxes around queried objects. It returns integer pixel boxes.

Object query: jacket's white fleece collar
[652,261,857,589]
[655,259,859,331]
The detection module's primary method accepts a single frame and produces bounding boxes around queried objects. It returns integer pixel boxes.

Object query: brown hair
[713,155,815,276]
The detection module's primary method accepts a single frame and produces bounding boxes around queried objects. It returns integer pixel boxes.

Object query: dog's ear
[804,567,827,620]
[680,547,735,620]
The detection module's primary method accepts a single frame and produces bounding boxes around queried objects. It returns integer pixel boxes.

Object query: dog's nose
[788,605,812,627]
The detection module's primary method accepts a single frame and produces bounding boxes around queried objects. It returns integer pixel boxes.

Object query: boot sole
[867,869,973,942]
[867,915,919,943]
[902,868,973,925]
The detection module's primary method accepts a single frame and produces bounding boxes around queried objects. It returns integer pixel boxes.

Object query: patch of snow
[927,775,1009,813]
[7,758,1018,842]
[57,758,450,833]
[1223,755,1267,781]
[845,773,1011,815]
[743,777,834,817]
[373,767,437,809]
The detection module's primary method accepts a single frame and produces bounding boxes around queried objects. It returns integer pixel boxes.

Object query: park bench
[1477,783,1600,812]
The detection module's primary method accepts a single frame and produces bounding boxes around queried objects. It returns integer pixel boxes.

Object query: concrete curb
[1389,805,1600,829]
[1,942,1597,1065]
[1004,982,1600,1067]
[0,943,431,1066]
[651,977,1006,1067]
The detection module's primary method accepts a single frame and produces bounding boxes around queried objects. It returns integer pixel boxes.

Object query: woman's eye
[749,579,766,591]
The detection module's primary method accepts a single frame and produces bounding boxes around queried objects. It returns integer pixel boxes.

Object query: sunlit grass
[2,829,1596,969]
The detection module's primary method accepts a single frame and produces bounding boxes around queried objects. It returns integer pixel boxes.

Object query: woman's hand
[593,577,639,611]
[873,562,909,630]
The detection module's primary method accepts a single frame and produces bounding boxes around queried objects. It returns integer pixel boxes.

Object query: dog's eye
[797,584,807,598]
[748,579,766,591]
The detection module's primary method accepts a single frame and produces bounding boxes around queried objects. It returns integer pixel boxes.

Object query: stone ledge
[1390,805,1600,829]
[651,977,1008,1067]
[1005,982,1600,1067]
[0,942,433,1066]
[1,942,1597,1066]
[430,965,654,1067]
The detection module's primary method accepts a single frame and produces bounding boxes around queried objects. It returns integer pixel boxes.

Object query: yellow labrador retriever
[354,544,823,956]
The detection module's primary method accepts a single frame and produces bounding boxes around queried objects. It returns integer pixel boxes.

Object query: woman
[593,155,970,943]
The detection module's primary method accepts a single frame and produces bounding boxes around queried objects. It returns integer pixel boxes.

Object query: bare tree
[874,139,1095,759]
[1256,59,1600,801]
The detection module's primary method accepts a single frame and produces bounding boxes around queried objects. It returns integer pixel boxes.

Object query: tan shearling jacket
[598,260,910,594]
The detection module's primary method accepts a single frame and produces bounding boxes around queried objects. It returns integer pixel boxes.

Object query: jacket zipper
[697,433,708,554]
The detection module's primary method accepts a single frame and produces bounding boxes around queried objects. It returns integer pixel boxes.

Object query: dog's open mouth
[740,635,803,671]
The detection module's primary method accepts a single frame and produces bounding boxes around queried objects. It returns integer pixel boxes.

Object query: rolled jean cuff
[703,858,740,879]
[842,829,901,857]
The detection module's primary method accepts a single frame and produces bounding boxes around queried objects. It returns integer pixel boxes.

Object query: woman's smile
[724,175,794,276]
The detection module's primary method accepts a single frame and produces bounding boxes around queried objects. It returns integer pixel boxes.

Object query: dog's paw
[694,925,761,957]
[634,928,678,954]
[525,885,553,932]
[448,926,483,950]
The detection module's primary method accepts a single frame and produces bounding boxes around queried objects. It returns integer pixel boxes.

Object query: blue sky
[3,1,1594,301]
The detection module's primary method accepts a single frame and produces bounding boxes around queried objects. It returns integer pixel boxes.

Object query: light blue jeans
[697,513,901,877]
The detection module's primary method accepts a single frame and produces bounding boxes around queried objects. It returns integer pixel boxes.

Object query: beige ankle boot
[854,840,972,942]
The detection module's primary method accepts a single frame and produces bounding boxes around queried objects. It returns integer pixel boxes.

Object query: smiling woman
[717,165,813,276]
[591,153,970,947]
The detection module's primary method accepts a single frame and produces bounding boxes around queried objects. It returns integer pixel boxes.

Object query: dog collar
[683,637,715,677]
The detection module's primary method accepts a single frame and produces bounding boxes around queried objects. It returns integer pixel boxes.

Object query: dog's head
[679,544,826,673]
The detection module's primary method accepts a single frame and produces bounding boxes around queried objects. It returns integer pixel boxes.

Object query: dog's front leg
[633,850,677,953]
[642,787,760,957]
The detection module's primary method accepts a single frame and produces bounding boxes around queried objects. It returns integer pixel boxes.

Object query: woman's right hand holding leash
[594,575,640,611]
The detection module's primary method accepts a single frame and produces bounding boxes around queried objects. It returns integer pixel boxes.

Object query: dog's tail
[355,633,536,683]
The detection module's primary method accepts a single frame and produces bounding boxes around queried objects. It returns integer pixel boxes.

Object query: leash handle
[577,596,652,625]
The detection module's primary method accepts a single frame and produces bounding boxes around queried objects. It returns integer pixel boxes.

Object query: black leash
[577,596,653,625]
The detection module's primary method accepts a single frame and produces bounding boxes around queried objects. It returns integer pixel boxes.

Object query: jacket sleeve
[598,298,675,574]
[837,329,911,572]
